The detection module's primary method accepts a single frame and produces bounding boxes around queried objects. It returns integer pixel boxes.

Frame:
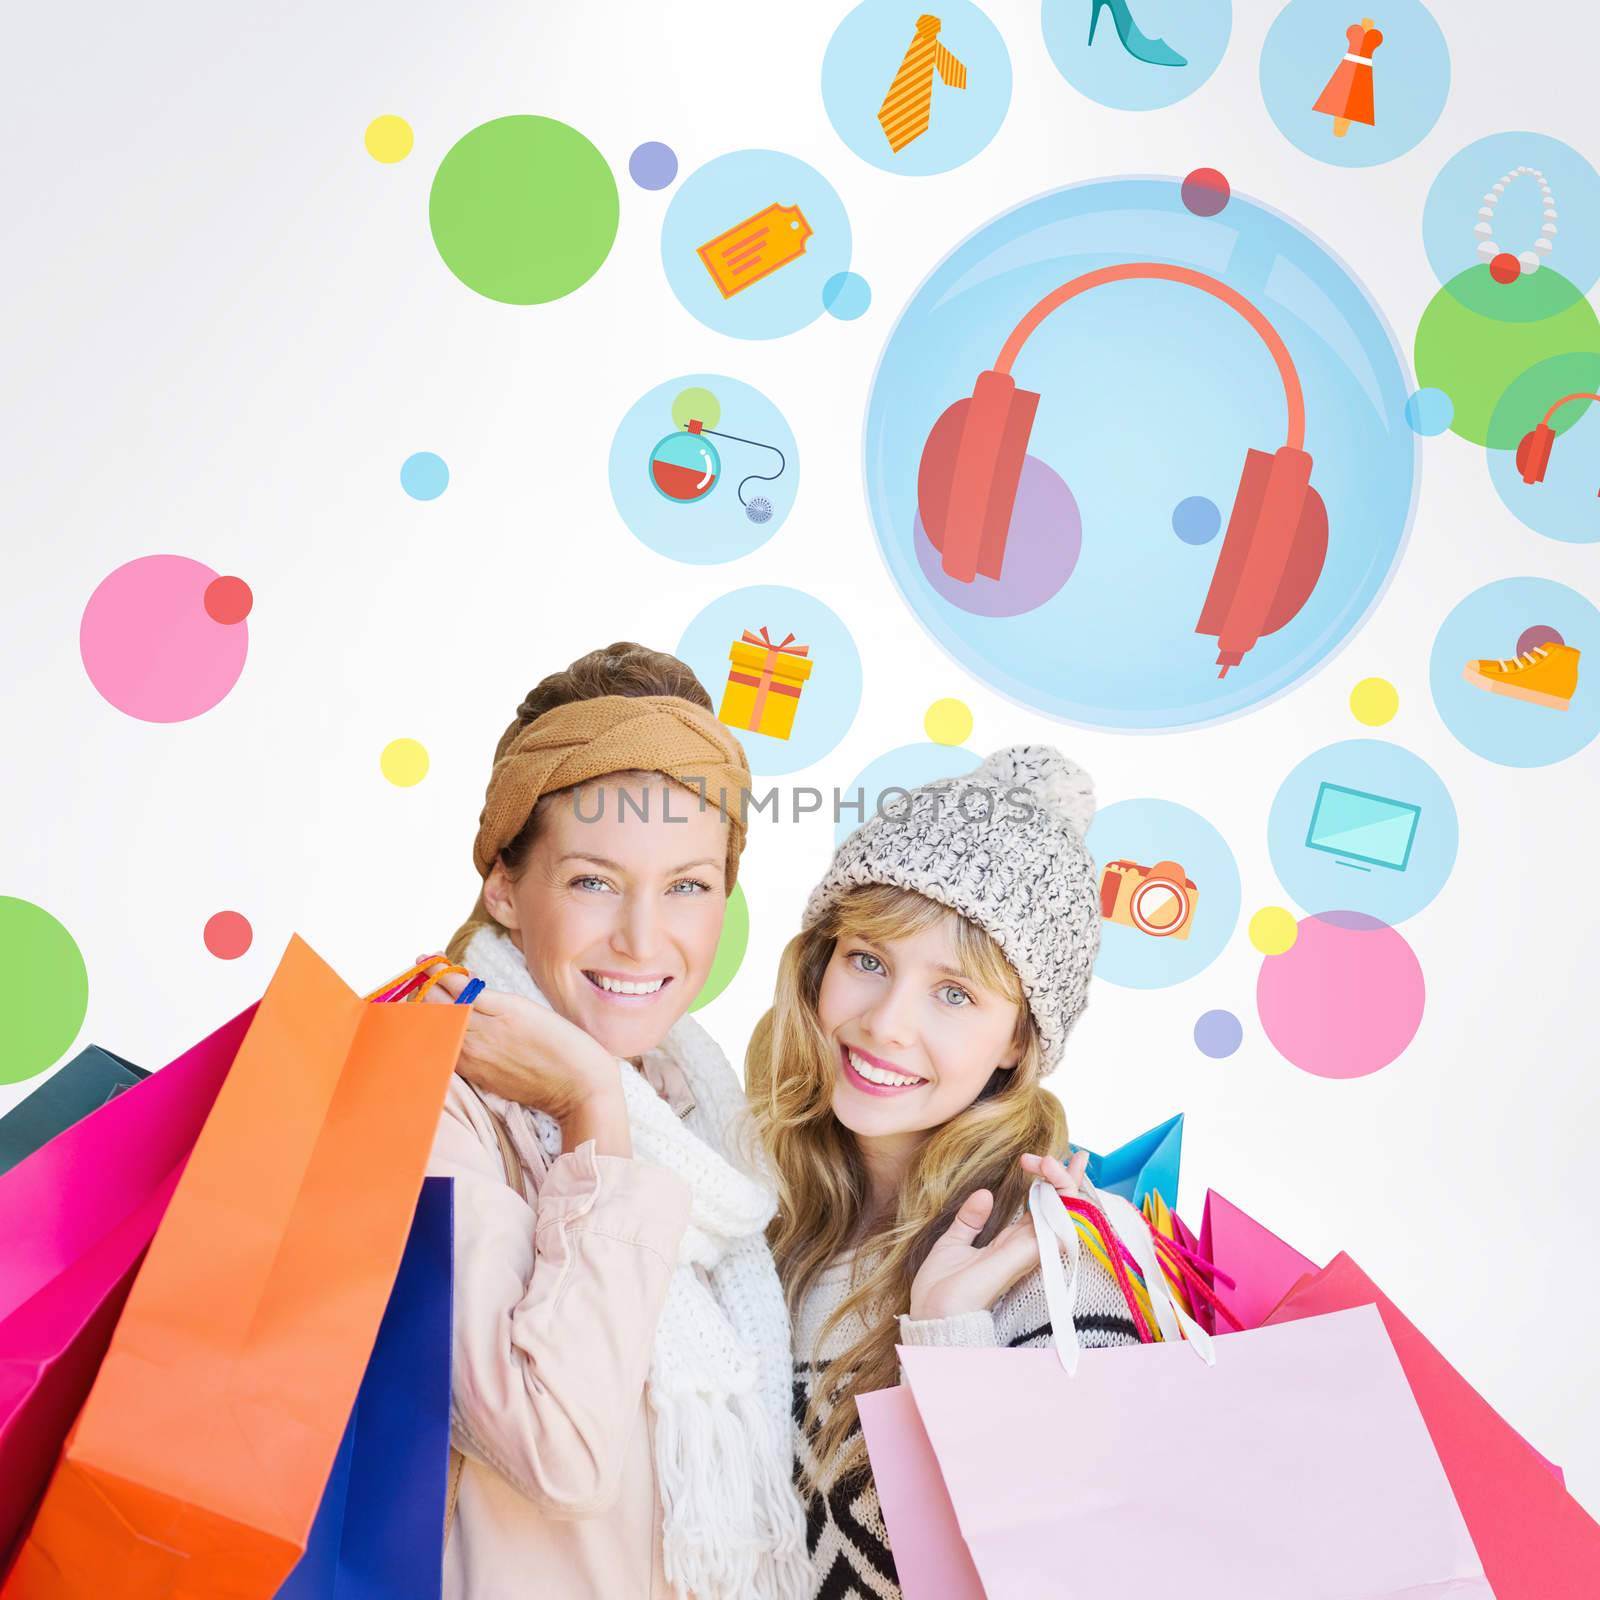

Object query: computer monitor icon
[1304,782,1421,873]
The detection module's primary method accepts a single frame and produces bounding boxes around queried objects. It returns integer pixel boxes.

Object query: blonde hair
[745,883,1066,1481]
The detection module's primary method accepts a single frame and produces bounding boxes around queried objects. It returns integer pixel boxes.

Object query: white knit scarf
[461,927,810,1600]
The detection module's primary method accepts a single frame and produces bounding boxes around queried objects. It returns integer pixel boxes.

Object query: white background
[3,0,1597,1519]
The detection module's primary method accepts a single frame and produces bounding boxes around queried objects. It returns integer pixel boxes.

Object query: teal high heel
[1087,0,1188,67]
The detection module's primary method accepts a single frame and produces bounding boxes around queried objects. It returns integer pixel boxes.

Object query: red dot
[204,576,253,625]
[1489,252,1521,285]
[1181,168,1230,218]
[204,911,253,960]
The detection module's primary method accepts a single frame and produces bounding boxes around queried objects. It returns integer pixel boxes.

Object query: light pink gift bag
[868,1178,1493,1600]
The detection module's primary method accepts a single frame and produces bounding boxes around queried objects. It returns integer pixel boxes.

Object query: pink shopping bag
[0,1008,253,1565]
[1266,1253,1600,1597]
[870,1178,1492,1600]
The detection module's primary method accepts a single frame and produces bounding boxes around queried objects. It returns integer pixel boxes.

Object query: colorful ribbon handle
[366,955,483,1006]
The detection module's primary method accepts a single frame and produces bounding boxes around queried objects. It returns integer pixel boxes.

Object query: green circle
[1415,267,1600,447]
[671,387,721,430]
[0,896,88,1085]
[690,880,749,1014]
[428,115,619,305]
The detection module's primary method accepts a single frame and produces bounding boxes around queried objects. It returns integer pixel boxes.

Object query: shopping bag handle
[1029,1177,1216,1376]
[365,955,479,1005]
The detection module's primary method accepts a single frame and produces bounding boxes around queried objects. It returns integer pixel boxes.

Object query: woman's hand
[908,1150,1089,1321]
[421,966,632,1157]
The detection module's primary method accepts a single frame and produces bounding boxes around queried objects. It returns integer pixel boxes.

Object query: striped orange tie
[878,14,967,155]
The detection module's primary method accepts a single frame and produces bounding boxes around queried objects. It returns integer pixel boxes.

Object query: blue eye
[671,878,713,893]
[849,950,884,974]
[572,875,614,892]
[940,985,974,1007]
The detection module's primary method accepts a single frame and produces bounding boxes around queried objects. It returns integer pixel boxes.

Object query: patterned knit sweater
[792,1235,1141,1600]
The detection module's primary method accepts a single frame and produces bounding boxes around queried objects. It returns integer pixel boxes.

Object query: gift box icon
[717,626,813,741]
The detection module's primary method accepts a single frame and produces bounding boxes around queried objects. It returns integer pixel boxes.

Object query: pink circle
[1256,911,1424,1079]
[1516,623,1564,656]
[81,555,249,722]
[204,911,253,960]
[1181,168,1230,218]
[204,575,254,625]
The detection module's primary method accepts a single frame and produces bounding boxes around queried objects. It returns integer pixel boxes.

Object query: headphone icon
[1516,392,1600,494]
[917,262,1329,678]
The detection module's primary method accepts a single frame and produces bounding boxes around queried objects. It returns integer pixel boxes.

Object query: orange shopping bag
[4,936,466,1600]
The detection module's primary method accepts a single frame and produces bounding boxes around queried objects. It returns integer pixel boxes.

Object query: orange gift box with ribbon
[718,626,814,741]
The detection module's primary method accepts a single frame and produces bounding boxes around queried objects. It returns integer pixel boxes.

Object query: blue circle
[675,586,863,777]
[1085,799,1241,989]
[1172,495,1221,544]
[824,270,873,321]
[1043,0,1230,111]
[400,451,449,500]
[662,150,853,339]
[822,0,1012,176]
[1404,388,1455,436]
[1429,577,1600,767]
[1268,739,1459,923]
[1261,0,1449,169]
[1194,1009,1243,1058]
[1487,367,1600,543]
[611,375,798,564]
[863,178,1417,730]
[629,141,678,190]
[1423,133,1600,296]
[834,742,979,846]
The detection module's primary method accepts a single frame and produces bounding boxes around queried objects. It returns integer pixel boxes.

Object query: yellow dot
[1249,906,1299,957]
[1349,677,1398,726]
[924,698,973,746]
[381,738,429,787]
[364,115,414,164]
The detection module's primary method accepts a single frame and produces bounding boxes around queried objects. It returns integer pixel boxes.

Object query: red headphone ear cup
[917,398,970,556]
[1195,446,1323,675]
[916,370,1039,583]
[1263,485,1327,634]
[1517,422,1556,484]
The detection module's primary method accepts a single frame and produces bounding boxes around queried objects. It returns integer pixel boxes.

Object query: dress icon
[1313,18,1382,137]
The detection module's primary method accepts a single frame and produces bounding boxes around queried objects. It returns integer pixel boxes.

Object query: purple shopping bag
[0,1007,253,1564]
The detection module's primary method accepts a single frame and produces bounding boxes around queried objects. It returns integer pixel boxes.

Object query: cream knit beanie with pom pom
[800,745,1100,1070]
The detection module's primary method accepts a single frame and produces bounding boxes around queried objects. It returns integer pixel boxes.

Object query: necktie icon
[878,14,967,155]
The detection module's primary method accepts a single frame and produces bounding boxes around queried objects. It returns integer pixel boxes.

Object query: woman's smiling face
[484,775,729,1060]
[817,910,1023,1143]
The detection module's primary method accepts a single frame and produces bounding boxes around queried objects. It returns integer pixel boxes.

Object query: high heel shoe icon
[1087,0,1187,67]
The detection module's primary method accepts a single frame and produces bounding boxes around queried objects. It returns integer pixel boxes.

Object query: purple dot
[1194,1009,1243,1058]
[1182,168,1230,218]
[1173,495,1222,545]
[1516,624,1564,656]
[628,141,678,191]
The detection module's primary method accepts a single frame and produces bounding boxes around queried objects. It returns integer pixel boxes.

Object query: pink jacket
[427,1069,695,1599]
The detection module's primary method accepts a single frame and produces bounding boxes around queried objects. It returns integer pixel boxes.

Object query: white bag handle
[1028,1176,1216,1377]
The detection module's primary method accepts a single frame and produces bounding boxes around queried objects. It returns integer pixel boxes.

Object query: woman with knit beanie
[746,746,1139,1600]
[418,641,808,1600]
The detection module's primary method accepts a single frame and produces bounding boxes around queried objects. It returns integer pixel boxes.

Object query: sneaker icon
[1462,641,1580,711]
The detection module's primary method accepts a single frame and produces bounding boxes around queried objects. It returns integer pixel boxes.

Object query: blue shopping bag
[1076,1113,1184,1212]
[276,1176,453,1600]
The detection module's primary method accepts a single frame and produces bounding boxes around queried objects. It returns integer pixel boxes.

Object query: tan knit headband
[471,695,753,888]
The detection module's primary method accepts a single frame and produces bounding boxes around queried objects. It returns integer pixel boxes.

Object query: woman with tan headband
[418,643,808,1600]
